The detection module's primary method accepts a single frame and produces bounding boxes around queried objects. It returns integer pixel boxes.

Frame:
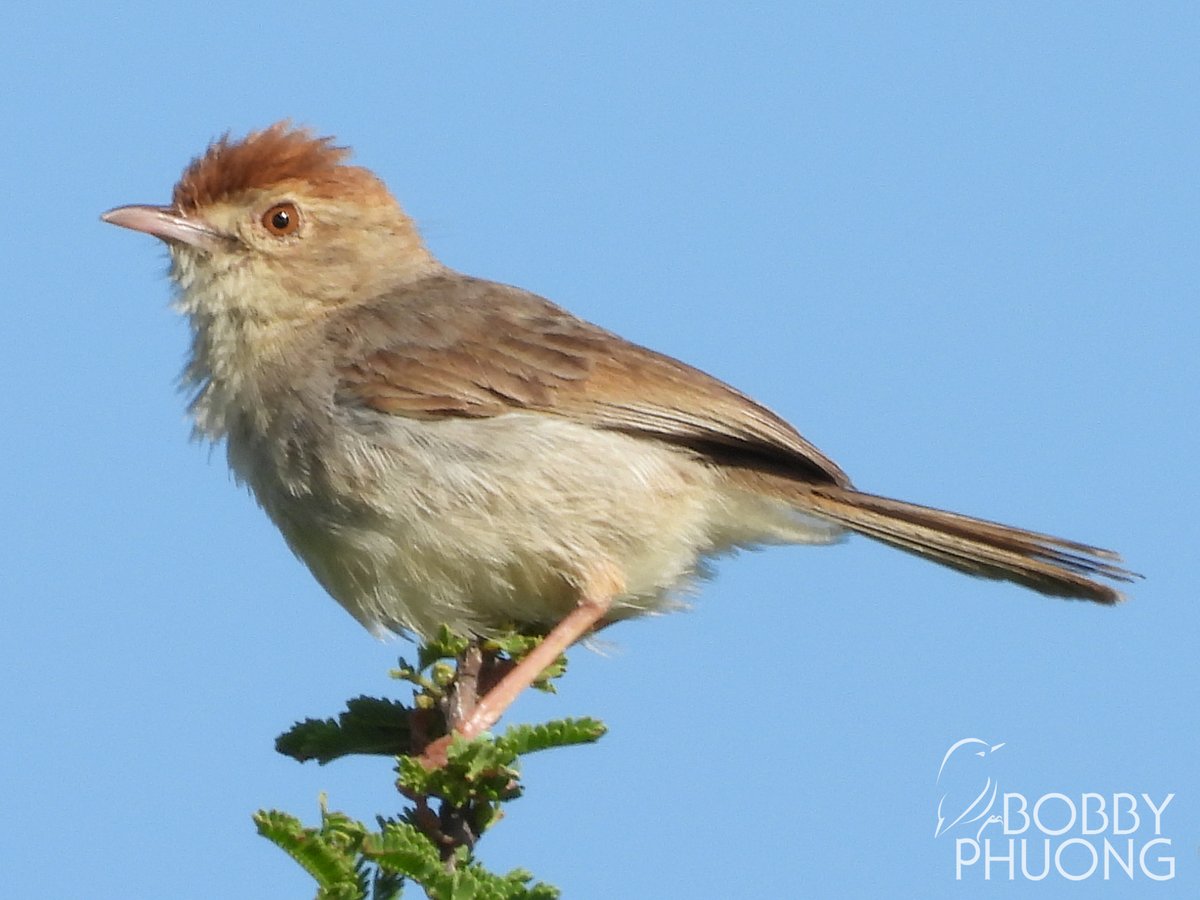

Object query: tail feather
[792,485,1139,604]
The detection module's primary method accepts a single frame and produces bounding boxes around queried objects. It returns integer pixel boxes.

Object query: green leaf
[390,660,440,696]
[437,864,561,900]
[482,633,541,658]
[362,822,445,885]
[254,809,364,896]
[446,734,518,779]
[276,696,416,764]
[370,867,405,900]
[430,661,456,688]
[395,755,433,797]
[496,718,607,756]
[418,626,471,670]
[263,644,586,899]
[319,806,368,850]
[439,736,522,804]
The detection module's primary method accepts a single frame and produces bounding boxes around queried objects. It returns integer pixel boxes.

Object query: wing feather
[333,274,849,485]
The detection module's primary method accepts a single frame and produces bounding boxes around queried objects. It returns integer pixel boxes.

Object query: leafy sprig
[257,628,606,898]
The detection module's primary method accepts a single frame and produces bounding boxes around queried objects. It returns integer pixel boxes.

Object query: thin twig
[445,640,483,730]
[433,639,485,866]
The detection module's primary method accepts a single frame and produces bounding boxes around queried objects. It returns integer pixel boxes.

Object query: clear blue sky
[3,4,1196,897]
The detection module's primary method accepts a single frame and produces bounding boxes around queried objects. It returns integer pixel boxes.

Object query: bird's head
[102,122,436,321]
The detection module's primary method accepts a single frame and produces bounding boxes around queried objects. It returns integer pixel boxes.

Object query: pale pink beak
[101,204,224,250]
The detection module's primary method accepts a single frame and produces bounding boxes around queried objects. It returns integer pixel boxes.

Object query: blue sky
[3,4,1196,897]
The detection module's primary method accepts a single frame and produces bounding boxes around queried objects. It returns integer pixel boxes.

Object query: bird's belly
[239,412,839,639]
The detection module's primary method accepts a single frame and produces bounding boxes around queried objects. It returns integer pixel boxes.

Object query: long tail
[791,485,1138,603]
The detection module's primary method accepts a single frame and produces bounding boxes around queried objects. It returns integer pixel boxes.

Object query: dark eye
[261,202,301,236]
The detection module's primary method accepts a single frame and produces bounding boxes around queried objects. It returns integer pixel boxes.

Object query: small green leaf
[254,809,364,895]
[446,734,517,778]
[431,661,456,687]
[482,633,541,658]
[439,864,561,900]
[390,661,440,696]
[530,654,566,693]
[276,696,416,764]
[362,822,444,884]
[370,867,405,900]
[418,626,471,670]
[496,718,607,756]
[395,756,433,796]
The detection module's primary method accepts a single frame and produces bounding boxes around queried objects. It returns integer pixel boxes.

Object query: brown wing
[333,273,850,487]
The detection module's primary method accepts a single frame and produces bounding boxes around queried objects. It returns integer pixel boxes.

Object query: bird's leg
[420,565,623,768]
[461,605,606,739]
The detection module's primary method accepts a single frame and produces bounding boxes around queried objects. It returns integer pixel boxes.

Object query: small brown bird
[102,123,1135,741]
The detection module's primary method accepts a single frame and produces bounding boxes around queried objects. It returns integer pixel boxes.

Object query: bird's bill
[101,204,223,250]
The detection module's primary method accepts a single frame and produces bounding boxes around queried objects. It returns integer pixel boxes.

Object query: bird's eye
[261,202,301,236]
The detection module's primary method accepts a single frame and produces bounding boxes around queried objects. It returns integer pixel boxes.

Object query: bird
[935,738,1006,839]
[101,122,1136,743]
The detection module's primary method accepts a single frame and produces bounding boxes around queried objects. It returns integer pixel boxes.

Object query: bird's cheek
[274,251,349,305]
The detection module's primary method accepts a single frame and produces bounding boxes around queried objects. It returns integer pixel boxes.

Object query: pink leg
[420,568,621,767]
